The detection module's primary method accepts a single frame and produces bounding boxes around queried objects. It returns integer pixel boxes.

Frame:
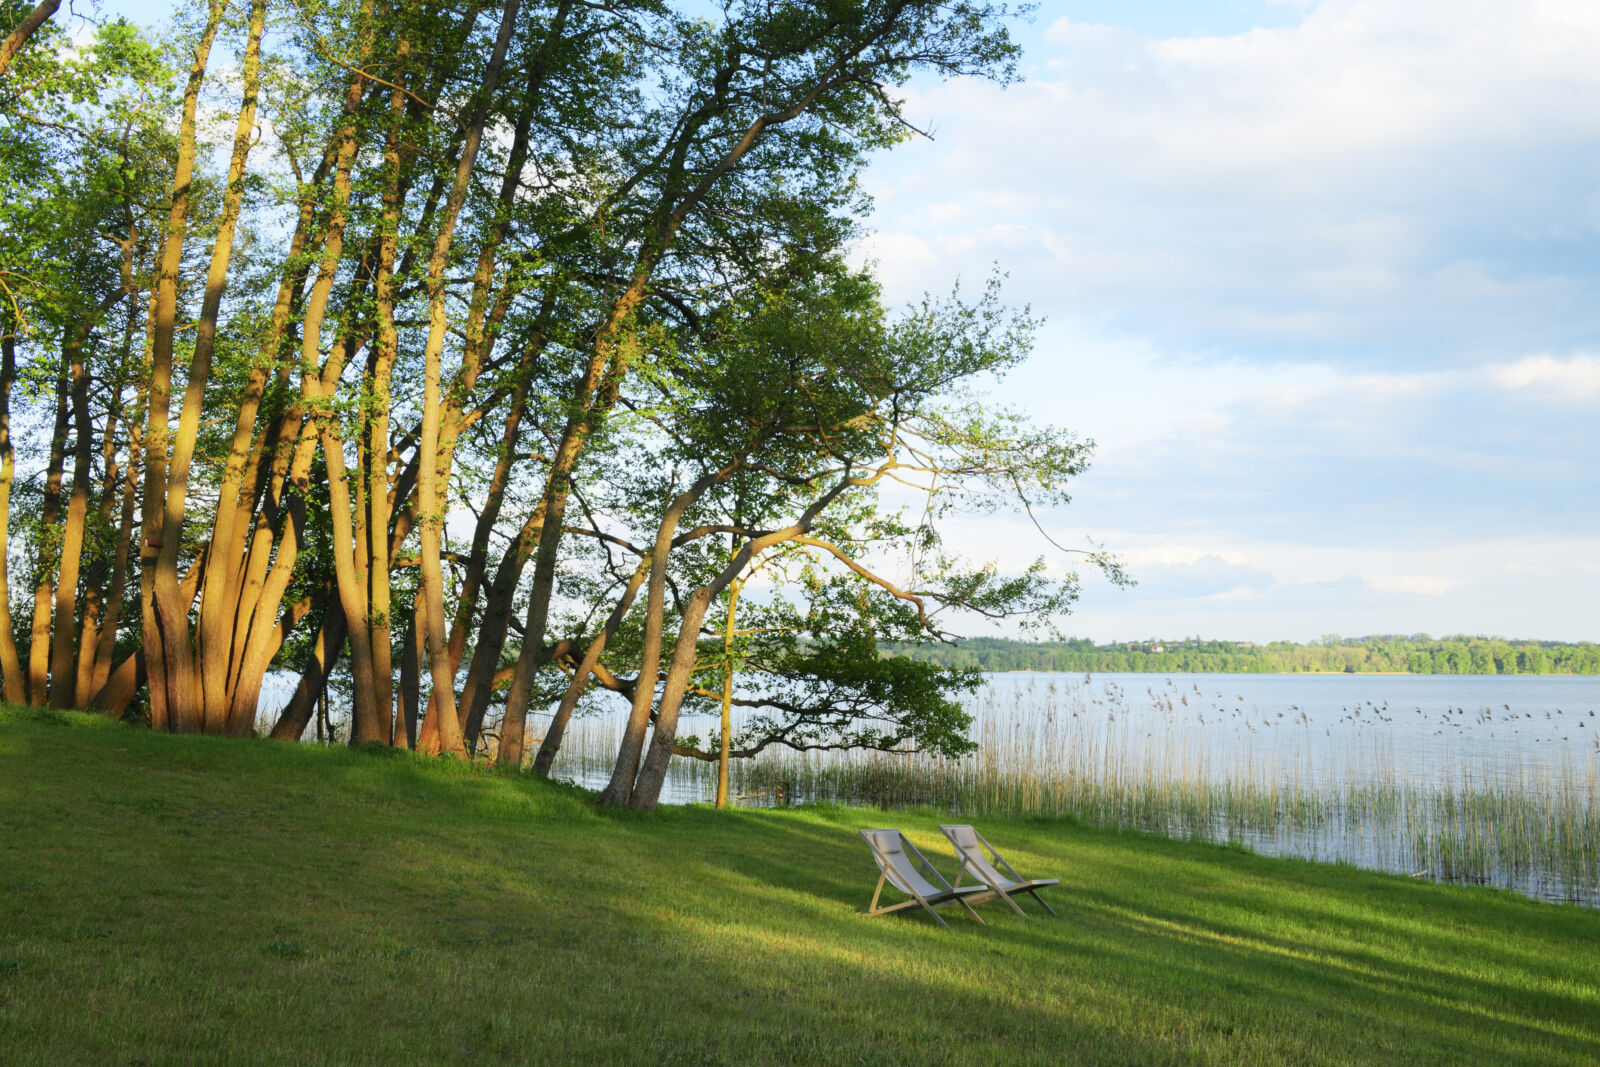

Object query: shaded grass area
[2,707,1598,1066]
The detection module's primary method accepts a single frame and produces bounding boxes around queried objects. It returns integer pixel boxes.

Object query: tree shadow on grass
[632,808,1600,1066]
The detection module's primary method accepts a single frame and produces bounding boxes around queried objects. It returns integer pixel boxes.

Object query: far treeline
[882,636,1600,676]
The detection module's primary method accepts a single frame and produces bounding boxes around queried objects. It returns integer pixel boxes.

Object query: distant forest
[882,636,1600,675]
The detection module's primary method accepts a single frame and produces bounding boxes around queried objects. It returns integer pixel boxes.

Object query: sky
[77,0,1600,644]
[852,0,1600,643]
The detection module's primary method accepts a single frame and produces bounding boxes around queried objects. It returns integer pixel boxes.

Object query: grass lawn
[2,707,1598,1066]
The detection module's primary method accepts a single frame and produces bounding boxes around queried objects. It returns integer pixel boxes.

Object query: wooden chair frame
[860,829,987,929]
[940,824,1059,917]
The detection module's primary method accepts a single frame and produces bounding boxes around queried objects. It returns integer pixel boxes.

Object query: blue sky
[82,0,1600,643]
[856,0,1600,643]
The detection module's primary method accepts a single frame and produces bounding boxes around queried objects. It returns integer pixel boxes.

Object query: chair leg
[868,870,888,916]
[997,888,1028,918]
[1028,889,1057,917]
[906,886,952,928]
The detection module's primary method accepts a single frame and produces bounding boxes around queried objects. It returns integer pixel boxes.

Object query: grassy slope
[2,709,1597,1066]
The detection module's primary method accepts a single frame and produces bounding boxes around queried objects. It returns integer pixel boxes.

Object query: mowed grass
[2,708,1598,1066]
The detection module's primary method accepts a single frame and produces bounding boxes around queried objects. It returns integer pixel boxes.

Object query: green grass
[2,708,1598,1066]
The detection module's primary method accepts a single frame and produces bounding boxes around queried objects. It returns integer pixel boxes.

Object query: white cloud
[1485,355,1600,402]
[862,0,1600,363]
[1364,576,1458,597]
[1121,553,1277,599]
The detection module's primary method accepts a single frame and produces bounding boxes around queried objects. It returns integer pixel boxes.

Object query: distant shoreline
[980,669,1593,677]
[881,635,1600,676]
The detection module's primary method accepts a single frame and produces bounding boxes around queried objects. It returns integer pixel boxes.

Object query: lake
[979,671,1600,790]
[547,671,1600,905]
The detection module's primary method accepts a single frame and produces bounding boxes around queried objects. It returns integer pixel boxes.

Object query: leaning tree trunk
[529,555,651,776]
[28,361,68,706]
[628,481,855,810]
[0,331,25,703]
[628,585,717,810]
[139,0,227,732]
[0,0,60,77]
[597,469,725,806]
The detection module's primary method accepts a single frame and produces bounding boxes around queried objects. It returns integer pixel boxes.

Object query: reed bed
[544,676,1600,905]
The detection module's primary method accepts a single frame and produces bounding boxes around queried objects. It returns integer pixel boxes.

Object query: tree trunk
[0,0,60,77]
[630,586,716,810]
[490,476,569,764]
[716,575,742,810]
[0,332,24,703]
[73,314,133,708]
[269,600,345,742]
[140,0,227,732]
[597,470,723,806]
[628,484,852,810]
[530,555,650,777]
[414,0,522,758]
[353,35,412,747]
[29,361,68,706]
[48,322,97,708]
[396,594,423,748]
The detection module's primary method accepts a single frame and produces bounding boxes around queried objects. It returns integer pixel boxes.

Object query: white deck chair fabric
[940,824,1060,917]
[859,829,987,928]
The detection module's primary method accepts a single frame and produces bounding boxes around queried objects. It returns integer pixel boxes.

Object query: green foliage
[685,568,986,761]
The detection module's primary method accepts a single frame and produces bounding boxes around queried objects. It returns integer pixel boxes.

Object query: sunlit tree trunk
[0,0,60,76]
[29,361,68,706]
[0,331,24,703]
[140,0,227,732]
[355,35,412,746]
[414,0,522,758]
[598,470,724,806]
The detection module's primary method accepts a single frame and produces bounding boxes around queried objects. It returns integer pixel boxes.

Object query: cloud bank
[857,1,1600,640]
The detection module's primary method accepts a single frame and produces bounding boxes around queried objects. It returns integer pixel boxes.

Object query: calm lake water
[616,671,1600,796]
[980,671,1600,790]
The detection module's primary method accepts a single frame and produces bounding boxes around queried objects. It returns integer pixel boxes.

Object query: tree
[0,0,1144,801]
[507,261,1115,810]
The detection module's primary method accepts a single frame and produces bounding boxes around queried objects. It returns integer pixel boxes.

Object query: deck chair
[940,824,1059,917]
[859,829,989,929]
